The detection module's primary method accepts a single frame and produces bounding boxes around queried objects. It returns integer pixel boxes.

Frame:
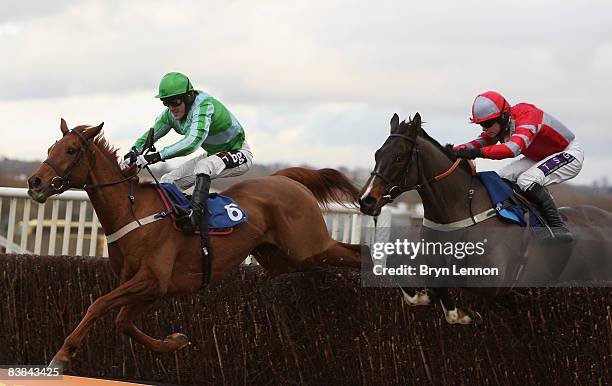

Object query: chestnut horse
[27,120,364,371]
[359,113,612,324]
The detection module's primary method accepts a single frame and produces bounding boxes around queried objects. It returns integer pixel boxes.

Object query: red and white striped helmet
[470,91,510,124]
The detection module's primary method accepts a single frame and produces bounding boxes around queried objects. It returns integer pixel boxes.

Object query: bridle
[42,129,156,243]
[370,133,475,202]
[43,129,134,192]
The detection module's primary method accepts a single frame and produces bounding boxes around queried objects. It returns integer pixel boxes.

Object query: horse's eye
[67,148,76,155]
[394,155,403,163]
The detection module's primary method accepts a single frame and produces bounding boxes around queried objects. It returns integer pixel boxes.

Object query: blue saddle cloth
[160,183,248,229]
[477,171,543,228]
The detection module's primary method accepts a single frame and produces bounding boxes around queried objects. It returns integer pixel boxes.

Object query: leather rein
[370,133,476,202]
[43,129,135,192]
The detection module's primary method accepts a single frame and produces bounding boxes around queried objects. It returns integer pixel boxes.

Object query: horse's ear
[409,112,422,138]
[390,113,400,132]
[60,118,69,136]
[412,112,422,128]
[85,122,104,139]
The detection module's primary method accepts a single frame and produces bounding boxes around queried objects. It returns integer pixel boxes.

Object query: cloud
[0,0,78,23]
[0,0,610,185]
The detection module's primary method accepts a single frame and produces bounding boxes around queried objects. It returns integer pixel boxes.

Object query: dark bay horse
[359,113,612,324]
[27,120,364,370]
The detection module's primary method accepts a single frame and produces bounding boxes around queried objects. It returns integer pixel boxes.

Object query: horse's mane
[75,125,146,184]
[405,120,474,175]
[73,125,119,160]
[94,135,119,160]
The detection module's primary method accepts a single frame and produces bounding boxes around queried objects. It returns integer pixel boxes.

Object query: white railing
[322,204,392,245]
[0,187,392,259]
[0,187,107,257]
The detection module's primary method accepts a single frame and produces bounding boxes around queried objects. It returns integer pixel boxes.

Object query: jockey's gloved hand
[455,148,482,160]
[119,150,137,169]
[123,150,137,161]
[135,152,163,168]
[144,152,162,164]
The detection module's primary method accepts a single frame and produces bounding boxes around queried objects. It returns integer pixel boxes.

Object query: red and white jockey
[453,91,584,242]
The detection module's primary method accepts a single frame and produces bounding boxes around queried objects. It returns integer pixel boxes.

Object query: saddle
[153,183,248,235]
[478,171,547,229]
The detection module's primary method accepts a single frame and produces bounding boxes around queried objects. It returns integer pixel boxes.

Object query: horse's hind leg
[252,244,300,275]
[254,242,362,272]
[115,302,189,353]
[434,288,482,325]
[309,241,363,269]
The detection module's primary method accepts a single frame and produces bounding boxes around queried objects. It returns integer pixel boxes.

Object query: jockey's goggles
[479,118,497,129]
[162,97,184,107]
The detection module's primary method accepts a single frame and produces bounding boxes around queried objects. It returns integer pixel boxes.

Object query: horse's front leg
[434,287,482,325]
[398,286,432,306]
[115,302,189,353]
[49,269,161,371]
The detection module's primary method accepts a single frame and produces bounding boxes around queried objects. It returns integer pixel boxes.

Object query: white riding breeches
[498,141,584,191]
[160,141,254,191]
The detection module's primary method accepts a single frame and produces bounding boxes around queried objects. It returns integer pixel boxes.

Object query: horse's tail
[272,167,359,208]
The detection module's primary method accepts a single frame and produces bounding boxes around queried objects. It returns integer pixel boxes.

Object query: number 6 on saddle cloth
[155,182,248,234]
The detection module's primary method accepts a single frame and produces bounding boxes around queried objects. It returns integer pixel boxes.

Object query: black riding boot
[190,173,213,287]
[523,183,573,242]
[190,173,211,234]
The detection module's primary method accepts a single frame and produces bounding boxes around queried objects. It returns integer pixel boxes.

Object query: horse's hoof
[402,290,431,306]
[164,333,190,350]
[48,358,66,373]
[444,308,481,325]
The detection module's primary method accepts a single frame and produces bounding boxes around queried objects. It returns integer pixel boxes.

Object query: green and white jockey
[121,72,253,231]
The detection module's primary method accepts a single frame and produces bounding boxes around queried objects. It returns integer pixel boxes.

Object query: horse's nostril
[360,196,376,208]
[28,176,42,189]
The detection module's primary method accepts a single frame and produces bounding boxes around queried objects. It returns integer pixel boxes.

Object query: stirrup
[189,209,202,230]
[551,227,573,243]
[534,226,573,243]
[173,209,199,234]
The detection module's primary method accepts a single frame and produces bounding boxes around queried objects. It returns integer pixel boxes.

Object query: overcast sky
[0,0,610,185]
